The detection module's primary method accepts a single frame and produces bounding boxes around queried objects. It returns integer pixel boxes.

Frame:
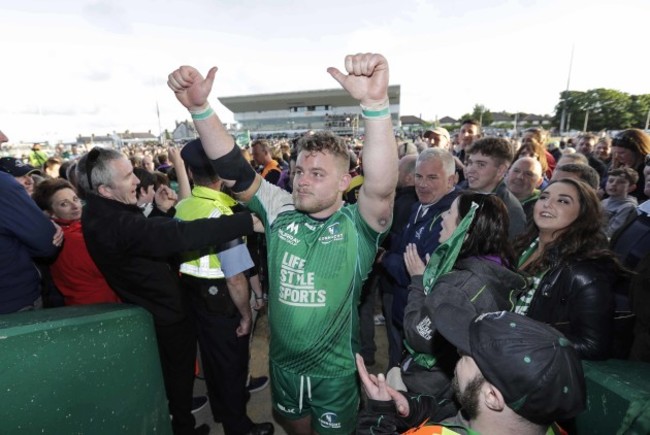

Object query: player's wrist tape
[210,145,257,192]
[360,98,390,119]
[190,104,215,121]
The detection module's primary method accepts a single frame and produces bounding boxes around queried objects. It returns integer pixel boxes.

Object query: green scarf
[405,202,479,370]
[422,202,479,295]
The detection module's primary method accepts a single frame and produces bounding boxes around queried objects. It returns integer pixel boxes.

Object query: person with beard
[356,305,586,435]
[167,53,397,434]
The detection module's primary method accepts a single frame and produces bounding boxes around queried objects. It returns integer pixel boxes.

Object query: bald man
[506,157,544,223]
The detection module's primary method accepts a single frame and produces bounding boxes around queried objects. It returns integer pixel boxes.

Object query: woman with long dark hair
[396,192,527,419]
[611,128,650,202]
[514,178,626,359]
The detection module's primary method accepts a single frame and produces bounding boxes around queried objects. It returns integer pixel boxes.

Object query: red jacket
[51,219,120,305]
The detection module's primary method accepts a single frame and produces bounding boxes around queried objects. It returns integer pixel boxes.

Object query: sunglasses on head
[86,147,102,190]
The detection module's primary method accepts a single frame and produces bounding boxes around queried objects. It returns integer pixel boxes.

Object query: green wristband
[360,99,391,119]
[361,106,391,119]
[191,106,215,121]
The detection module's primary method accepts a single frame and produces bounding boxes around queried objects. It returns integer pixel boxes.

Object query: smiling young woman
[514,178,629,360]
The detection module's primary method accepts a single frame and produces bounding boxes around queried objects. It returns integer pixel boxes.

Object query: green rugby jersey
[247,181,385,377]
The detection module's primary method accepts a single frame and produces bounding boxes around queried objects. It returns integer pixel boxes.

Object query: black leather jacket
[526,257,618,360]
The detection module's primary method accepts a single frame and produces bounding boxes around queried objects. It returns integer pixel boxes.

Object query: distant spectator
[251,139,281,184]
[576,133,608,179]
[43,157,62,179]
[142,154,155,173]
[129,155,143,169]
[423,127,451,150]
[602,167,639,238]
[28,143,49,169]
[397,141,418,159]
[556,151,588,167]
[552,163,600,190]
[595,136,612,166]
[611,128,650,202]
[456,119,481,163]
[156,152,172,174]
[547,140,562,162]
[519,127,556,177]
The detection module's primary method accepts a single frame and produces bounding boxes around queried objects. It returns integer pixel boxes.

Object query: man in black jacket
[357,306,586,435]
[78,147,257,435]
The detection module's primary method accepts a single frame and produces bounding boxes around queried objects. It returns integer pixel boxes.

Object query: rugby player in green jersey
[168,53,398,434]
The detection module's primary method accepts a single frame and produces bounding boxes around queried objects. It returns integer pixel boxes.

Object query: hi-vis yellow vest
[175,186,238,279]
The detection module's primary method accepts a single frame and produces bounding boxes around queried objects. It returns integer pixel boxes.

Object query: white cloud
[1,0,648,144]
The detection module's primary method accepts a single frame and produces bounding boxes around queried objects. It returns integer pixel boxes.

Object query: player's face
[293,150,350,219]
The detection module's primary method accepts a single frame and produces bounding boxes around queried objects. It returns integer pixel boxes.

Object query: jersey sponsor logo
[279,222,301,246]
[304,222,317,231]
[286,222,300,235]
[319,412,342,429]
[319,222,344,244]
[416,316,432,341]
[279,252,326,307]
[415,227,424,240]
[277,403,296,414]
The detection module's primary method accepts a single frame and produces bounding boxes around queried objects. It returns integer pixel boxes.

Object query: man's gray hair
[417,147,455,177]
[76,147,125,195]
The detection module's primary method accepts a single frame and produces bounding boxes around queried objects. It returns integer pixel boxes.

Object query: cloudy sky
[1,0,648,144]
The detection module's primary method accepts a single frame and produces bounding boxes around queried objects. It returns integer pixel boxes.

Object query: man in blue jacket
[0,171,61,313]
[380,148,459,355]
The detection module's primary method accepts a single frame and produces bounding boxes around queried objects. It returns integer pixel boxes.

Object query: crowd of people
[1,51,649,435]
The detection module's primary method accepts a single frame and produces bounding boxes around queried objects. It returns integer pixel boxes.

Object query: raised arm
[167,147,192,201]
[168,66,262,201]
[167,66,232,159]
[328,53,398,233]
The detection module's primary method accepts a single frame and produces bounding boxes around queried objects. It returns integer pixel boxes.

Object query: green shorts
[270,362,360,434]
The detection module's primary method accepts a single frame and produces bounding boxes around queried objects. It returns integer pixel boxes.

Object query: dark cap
[433,304,586,425]
[180,139,217,178]
[0,157,41,176]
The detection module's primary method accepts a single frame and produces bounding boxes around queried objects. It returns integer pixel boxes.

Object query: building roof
[439,116,458,124]
[492,112,513,122]
[400,115,425,125]
[220,85,401,113]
